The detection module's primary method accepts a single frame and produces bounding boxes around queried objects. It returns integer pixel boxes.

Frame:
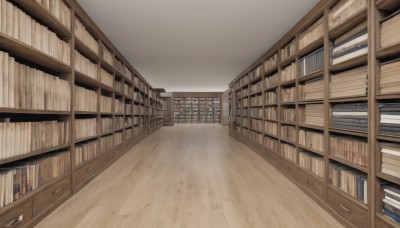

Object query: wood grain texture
[36,125,343,228]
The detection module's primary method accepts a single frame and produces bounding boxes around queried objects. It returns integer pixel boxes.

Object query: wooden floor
[36,125,343,228]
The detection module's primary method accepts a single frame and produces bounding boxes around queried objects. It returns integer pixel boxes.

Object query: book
[380,59,400,95]
[282,143,297,163]
[264,72,278,89]
[74,85,97,112]
[329,0,367,29]
[74,50,98,80]
[299,47,324,77]
[331,102,368,131]
[75,139,98,166]
[281,106,296,123]
[299,77,324,101]
[299,17,324,50]
[74,118,97,140]
[281,86,296,103]
[281,62,297,82]
[263,135,278,151]
[281,39,295,61]
[264,121,278,136]
[299,150,324,178]
[380,102,400,135]
[381,10,400,49]
[299,104,324,127]
[281,124,296,142]
[75,16,99,54]
[299,128,324,152]
[330,66,368,98]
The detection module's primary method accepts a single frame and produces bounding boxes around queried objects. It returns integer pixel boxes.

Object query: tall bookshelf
[228,0,400,227]
[173,92,222,124]
[0,0,162,226]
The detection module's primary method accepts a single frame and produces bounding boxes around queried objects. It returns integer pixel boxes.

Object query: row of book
[328,0,367,29]
[299,150,324,178]
[0,51,71,110]
[282,86,296,103]
[265,91,277,105]
[101,118,112,133]
[281,39,295,61]
[299,77,324,101]
[281,62,297,83]
[380,102,400,136]
[74,50,97,80]
[0,150,70,208]
[329,163,368,204]
[250,118,263,132]
[281,125,296,142]
[75,85,97,112]
[250,95,262,106]
[115,116,124,129]
[331,102,368,131]
[300,104,324,127]
[299,47,324,77]
[100,95,112,113]
[381,143,400,178]
[265,121,278,136]
[74,17,99,55]
[263,135,278,151]
[75,139,98,166]
[100,43,113,66]
[115,80,124,93]
[330,66,367,99]
[248,65,262,81]
[282,143,297,163]
[115,99,124,114]
[125,103,132,115]
[1,0,70,64]
[248,130,263,144]
[282,106,296,123]
[331,22,368,65]
[250,107,262,118]
[250,81,262,94]
[263,53,278,73]
[330,135,368,167]
[75,118,96,140]
[34,0,71,29]
[100,134,113,153]
[299,129,324,152]
[0,119,69,160]
[264,73,278,89]
[115,131,123,146]
[100,68,114,88]
[299,17,324,50]
[264,107,277,120]
[124,83,133,96]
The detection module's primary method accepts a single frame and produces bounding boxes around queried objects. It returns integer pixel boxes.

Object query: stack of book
[382,184,400,223]
[299,150,324,178]
[263,53,278,72]
[380,102,400,136]
[329,163,367,204]
[100,68,114,88]
[299,77,324,101]
[330,66,368,98]
[281,62,297,83]
[330,135,368,166]
[380,10,400,49]
[75,17,99,54]
[300,104,324,127]
[0,51,71,111]
[380,60,400,95]
[331,102,368,131]
[75,118,97,140]
[282,143,297,163]
[328,0,368,29]
[331,22,368,65]
[299,17,324,50]
[299,48,324,76]
[0,119,69,159]
[0,150,70,208]
[75,139,98,166]
[281,39,295,60]
[299,129,324,152]
[75,85,97,112]
[381,143,400,178]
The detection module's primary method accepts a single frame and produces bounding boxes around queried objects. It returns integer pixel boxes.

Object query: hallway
[36,125,343,228]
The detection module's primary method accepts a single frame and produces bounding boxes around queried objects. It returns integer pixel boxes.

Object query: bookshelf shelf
[376,213,399,228]
[327,185,368,209]
[75,135,99,144]
[75,39,100,63]
[298,69,324,82]
[376,94,400,100]
[377,172,400,186]
[298,144,324,156]
[329,96,368,103]
[377,134,400,144]
[0,144,70,166]
[298,100,324,105]
[75,71,100,88]
[329,128,368,138]
[329,54,368,72]
[0,108,70,115]
[280,79,297,86]
[376,0,400,10]
[100,59,115,73]
[75,111,98,115]
[0,33,71,73]
[298,123,324,131]
[328,9,368,39]
[264,66,278,76]
[280,121,296,126]
[280,138,296,146]
[376,43,400,59]
[280,55,296,68]
[297,37,324,57]
[14,0,72,40]
[329,156,368,173]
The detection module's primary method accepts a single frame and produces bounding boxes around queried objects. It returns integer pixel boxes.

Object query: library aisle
[36,125,342,228]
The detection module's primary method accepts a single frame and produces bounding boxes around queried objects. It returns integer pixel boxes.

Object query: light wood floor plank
[36,125,344,228]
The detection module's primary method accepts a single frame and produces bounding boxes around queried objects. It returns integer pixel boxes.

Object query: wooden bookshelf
[228,0,400,227]
[0,0,162,226]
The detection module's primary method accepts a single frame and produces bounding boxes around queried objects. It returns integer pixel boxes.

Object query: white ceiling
[77,0,319,92]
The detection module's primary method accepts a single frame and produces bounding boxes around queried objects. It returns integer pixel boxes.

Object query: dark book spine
[383,208,400,224]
